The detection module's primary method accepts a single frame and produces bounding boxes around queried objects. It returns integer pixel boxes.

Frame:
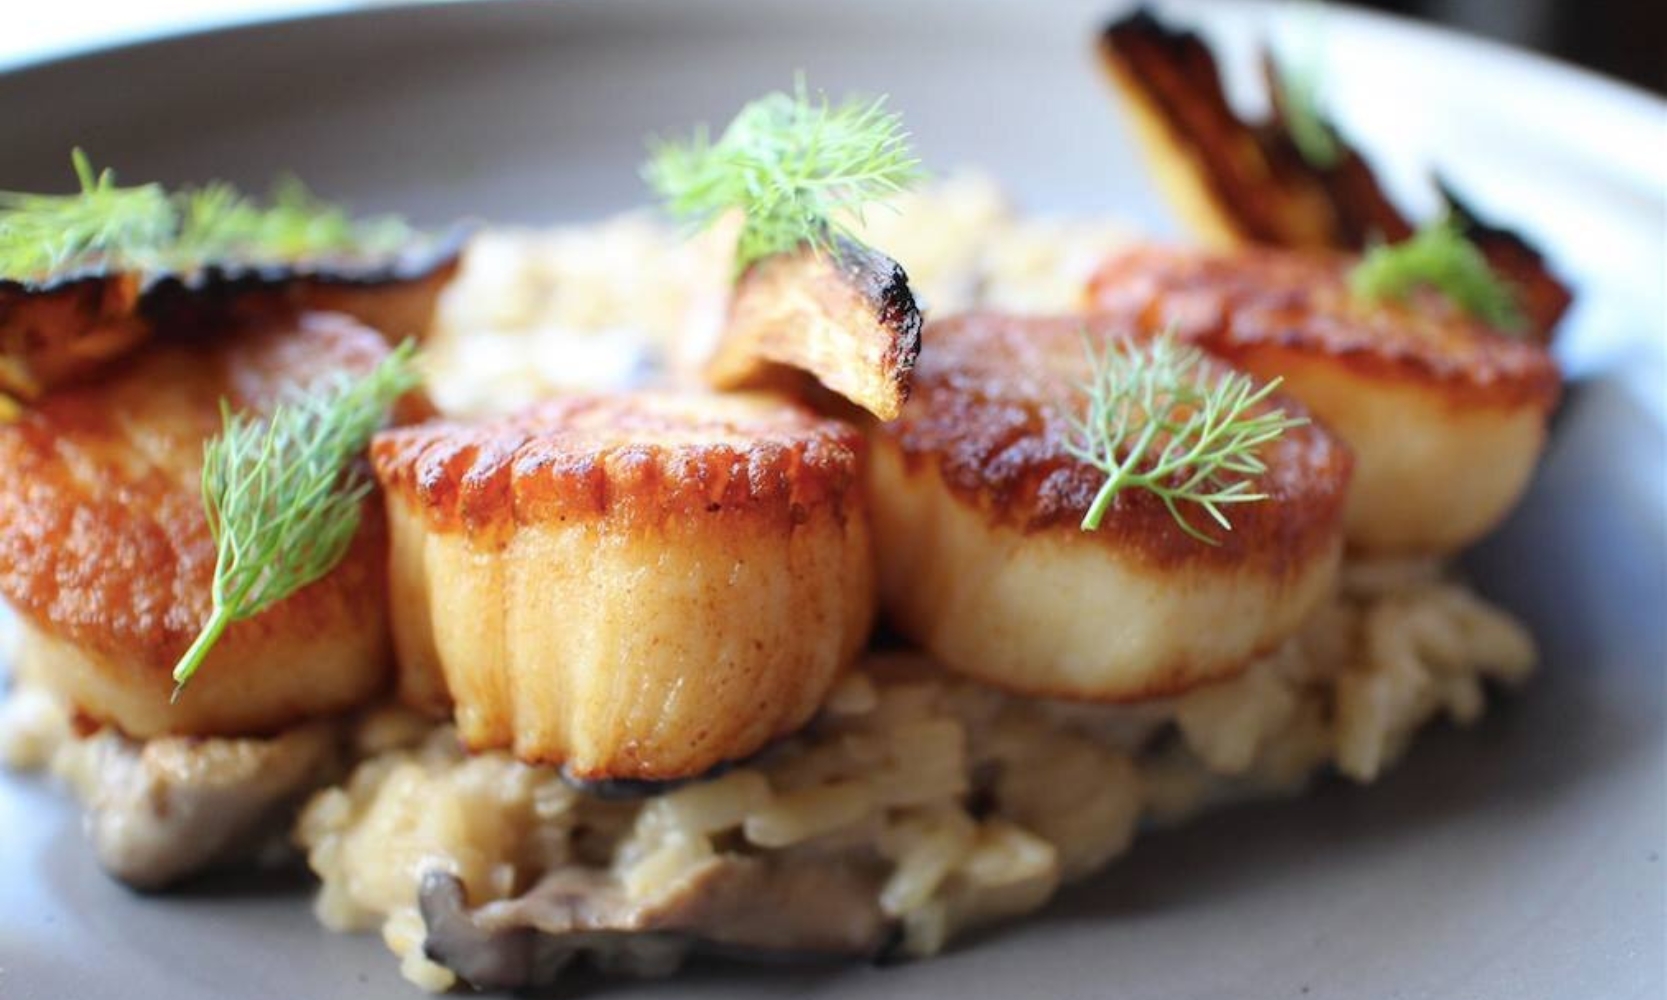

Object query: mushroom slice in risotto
[0,312,410,738]
[418,862,890,991]
[1086,245,1561,554]
[371,390,876,782]
[868,312,1350,702]
[56,722,345,889]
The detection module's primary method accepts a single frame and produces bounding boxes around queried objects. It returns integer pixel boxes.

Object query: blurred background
[1355,0,1665,93]
[3,0,1664,94]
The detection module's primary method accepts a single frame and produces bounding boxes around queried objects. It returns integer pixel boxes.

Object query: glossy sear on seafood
[868,312,1350,703]
[1087,245,1560,554]
[0,311,413,738]
[372,390,877,782]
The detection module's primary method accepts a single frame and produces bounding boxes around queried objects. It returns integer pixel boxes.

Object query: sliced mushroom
[0,234,463,399]
[1096,8,1571,342]
[708,235,922,420]
[55,722,344,889]
[420,855,891,990]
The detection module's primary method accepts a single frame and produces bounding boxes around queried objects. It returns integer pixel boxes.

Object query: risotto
[295,557,1532,991]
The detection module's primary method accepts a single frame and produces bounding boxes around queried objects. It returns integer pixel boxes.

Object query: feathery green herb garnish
[1273,56,1340,170]
[177,176,412,263]
[643,77,924,273]
[171,341,422,695]
[1065,330,1306,544]
[1350,218,1522,331]
[0,149,175,279]
[0,150,414,284]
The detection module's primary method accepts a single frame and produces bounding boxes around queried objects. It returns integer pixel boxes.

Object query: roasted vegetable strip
[710,235,922,420]
[1097,8,1571,342]
[0,240,460,397]
[0,154,460,396]
[648,81,926,420]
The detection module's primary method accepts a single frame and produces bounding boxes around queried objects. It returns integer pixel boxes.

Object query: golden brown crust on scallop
[0,311,403,736]
[373,391,865,540]
[883,311,1351,573]
[869,314,1346,701]
[374,389,876,780]
[1086,245,1562,412]
[1086,245,1558,553]
[876,440,1338,705]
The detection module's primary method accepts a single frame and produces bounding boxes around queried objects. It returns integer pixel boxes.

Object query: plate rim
[2,0,1663,127]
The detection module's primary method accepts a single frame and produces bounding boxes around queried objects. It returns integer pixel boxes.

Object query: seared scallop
[870,312,1349,703]
[0,312,403,738]
[371,390,875,782]
[1087,246,1561,554]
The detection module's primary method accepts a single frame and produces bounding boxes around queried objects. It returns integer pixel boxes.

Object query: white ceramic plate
[1,3,1662,998]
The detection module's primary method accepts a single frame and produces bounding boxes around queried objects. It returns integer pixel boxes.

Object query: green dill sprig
[643,77,924,272]
[0,149,175,278]
[171,341,422,695]
[0,149,415,283]
[1350,217,1522,331]
[1064,330,1306,545]
[177,175,412,263]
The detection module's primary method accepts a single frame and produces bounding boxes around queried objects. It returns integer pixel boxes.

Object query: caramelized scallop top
[372,391,866,537]
[1087,246,1561,410]
[0,311,397,676]
[881,312,1351,572]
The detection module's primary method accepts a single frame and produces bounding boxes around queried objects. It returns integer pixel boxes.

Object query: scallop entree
[1,7,1565,995]
[870,312,1351,701]
[374,389,875,781]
